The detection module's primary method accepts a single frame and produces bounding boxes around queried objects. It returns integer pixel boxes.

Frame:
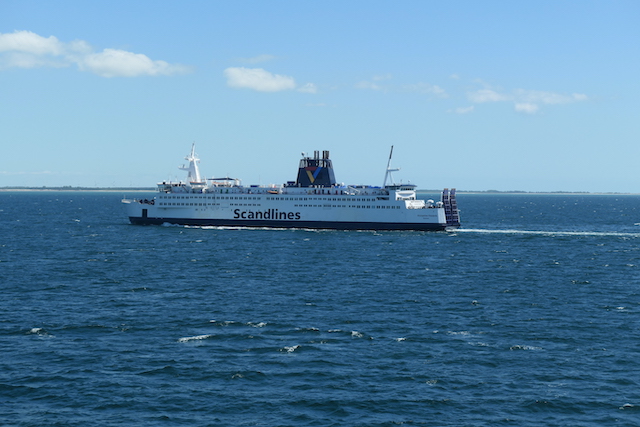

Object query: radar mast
[179,143,203,184]
[383,145,400,188]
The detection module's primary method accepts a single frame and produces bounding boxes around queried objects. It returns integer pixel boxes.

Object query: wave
[281,345,301,353]
[26,327,52,337]
[456,228,640,238]
[185,225,352,233]
[510,344,543,351]
[208,320,268,327]
[177,334,214,343]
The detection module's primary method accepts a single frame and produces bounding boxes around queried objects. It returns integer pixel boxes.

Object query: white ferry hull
[124,195,451,230]
[122,146,460,231]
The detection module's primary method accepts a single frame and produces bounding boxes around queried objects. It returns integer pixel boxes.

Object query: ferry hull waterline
[122,145,460,231]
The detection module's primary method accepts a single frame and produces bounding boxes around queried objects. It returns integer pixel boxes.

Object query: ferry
[122,145,460,231]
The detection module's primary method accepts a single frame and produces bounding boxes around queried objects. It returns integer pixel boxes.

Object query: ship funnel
[294,150,337,187]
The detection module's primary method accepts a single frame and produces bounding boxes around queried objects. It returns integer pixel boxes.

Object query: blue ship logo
[305,167,323,183]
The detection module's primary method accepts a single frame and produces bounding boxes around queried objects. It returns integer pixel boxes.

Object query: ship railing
[346,186,374,196]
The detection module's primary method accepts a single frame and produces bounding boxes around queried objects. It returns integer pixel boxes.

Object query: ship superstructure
[122,144,460,231]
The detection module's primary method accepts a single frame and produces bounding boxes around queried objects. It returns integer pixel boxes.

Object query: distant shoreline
[0,187,636,195]
[0,187,155,192]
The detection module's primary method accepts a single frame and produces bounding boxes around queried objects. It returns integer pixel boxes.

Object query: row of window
[159,202,258,207]
[161,195,379,202]
[157,202,400,209]
[295,205,400,209]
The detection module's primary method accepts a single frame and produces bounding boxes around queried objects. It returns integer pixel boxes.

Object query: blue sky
[1,1,638,192]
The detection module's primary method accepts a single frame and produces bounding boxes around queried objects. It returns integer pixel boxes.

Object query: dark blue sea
[1,191,639,426]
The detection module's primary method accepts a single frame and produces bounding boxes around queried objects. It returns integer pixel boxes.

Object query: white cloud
[514,89,588,105]
[355,74,392,91]
[467,85,588,113]
[297,82,318,94]
[0,30,189,77]
[514,103,539,114]
[0,52,65,69]
[224,67,296,92]
[468,88,511,103]
[452,106,475,114]
[404,82,448,98]
[0,31,70,69]
[357,76,449,99]
[80,48,189,78]
[0,30,64,55]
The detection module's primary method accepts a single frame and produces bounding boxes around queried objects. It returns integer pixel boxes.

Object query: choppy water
[1,191,639,426]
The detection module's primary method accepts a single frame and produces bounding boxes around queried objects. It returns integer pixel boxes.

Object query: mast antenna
[383,145,400,187]
[179,142,202,183]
